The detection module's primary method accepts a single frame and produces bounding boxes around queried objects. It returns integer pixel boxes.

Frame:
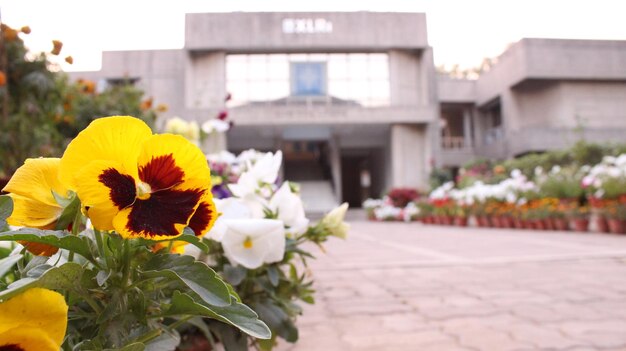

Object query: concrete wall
[390,124,429,190]
[185,52,226,111]
[185,12,428,51]
[438,77,477,103]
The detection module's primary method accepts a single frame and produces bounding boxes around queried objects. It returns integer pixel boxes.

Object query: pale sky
[1,0,625,72]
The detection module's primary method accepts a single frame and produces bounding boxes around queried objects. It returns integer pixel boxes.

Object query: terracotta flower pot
[454,217,468,227]
[533,220,546,231]
[543,219,555,231]
[552,217,569,231]
[607,218,626,234]
[490,216,501,228]
[500,216,513,229]
[477,216,489,227]
[571,218,589,232]
[595,216,609,233]
[441,216,453,226]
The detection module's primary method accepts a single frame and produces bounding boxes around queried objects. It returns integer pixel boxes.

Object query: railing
[441,136,468,150]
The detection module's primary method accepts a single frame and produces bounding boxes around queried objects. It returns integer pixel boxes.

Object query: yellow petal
[0,288,68,347]
[3,158,68,207]
[75,160,137,231]
[136,134,211,191]
[59,116,152,190]
[6,194,61,228]
[0,327,60,351]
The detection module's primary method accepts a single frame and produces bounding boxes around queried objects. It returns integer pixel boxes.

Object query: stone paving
[277,216,626,351]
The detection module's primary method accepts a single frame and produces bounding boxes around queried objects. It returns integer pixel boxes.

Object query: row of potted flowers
[423,155,626,234]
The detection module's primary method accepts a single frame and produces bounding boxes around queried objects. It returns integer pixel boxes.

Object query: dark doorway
[341,155,370,208]
[283,141,331,181]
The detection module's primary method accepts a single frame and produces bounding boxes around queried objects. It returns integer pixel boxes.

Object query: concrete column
[185,51,226,111]
[328,134,342,202]
[391,124,428,190]
[463,109,472,148]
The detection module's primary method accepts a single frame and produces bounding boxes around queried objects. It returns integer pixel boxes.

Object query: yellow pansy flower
[0,288,68,351]
[2,158,71,256]
[59,116,217,240]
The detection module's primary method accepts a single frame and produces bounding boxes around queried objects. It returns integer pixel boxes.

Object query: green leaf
[54,192,81,231]
[139,228,209,253]
[145,331,180,351]
[258,334,277,351]
[114,343,145,351]
[0,254,22,278]
[0,228,97,264]
[0,262,83,301]
[165,291,272,340]
[223,264,247,286]
[252,301,298,342]
[267,266,279,287]
[142,254,230,307]
[0,195,13,229]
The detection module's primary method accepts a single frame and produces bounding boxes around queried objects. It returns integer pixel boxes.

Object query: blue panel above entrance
[291,62,327,96]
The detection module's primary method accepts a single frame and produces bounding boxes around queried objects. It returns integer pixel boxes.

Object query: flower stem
[132,315,193,344]
[93,229,106,264]
[67,206,83,263]
[121,239,131,288]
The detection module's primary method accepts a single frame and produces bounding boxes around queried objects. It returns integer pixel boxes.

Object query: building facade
[71,12,626,209]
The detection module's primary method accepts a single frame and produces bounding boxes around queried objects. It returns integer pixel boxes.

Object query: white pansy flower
[201,119,230,134]
[269,182,309,235]
[221,219,286,269]
[207,150,237,164]
[207,198,253,242]
[247,151,283,185]
[510,169,522,178]
[228,172,259,198]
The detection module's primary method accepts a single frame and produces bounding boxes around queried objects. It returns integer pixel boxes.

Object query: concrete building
[71,12,626,210]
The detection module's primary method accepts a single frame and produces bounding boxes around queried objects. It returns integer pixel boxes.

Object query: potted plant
[603,202,626,234]
[569,205,590,232]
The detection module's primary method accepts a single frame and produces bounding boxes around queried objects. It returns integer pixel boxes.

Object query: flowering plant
[187,148,349,350]
[0,116,270,350]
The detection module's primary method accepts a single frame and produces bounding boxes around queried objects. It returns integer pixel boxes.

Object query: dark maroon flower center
[0,345,25,351]
[98,153,206,237]
[139,154,184,190]
[126,188,204,237]
[188,201,215,236]
[99,168,136,209]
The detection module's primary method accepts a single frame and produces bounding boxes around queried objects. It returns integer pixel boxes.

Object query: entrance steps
[298,180,338,218]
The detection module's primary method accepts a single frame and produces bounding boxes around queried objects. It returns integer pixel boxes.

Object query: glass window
[225,53,391,107]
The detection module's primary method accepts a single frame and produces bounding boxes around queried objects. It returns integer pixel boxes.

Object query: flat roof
[185,12,429,52]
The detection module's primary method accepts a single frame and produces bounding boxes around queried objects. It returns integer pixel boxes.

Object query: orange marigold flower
[0,71,6,87]
[140,97,154,111]
[156,103,168,112]
[3,27,18,41]
[20,26,31,34]
[65,56,73,64]
[51,40,63,55]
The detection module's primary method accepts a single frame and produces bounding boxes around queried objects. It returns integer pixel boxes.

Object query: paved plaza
[278,214,626,351]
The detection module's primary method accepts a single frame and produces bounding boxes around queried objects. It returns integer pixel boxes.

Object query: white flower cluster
[363,196,419,222]
[438,170,537,206]
[162,116,231,146]
[581,154,626,198]
[199,150,348,269]
[163,117,200,144]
